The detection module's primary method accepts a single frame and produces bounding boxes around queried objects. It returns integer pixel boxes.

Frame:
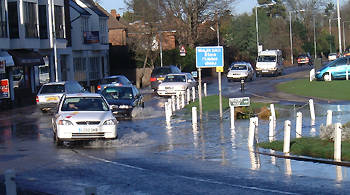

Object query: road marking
[74,150,298,194]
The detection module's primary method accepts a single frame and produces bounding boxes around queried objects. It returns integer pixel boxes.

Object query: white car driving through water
[52,93,118,145]
[157,73,197,96]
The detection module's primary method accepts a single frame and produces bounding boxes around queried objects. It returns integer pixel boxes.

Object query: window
[89,57,100,80]
[73,57,87,81]
[8,2,18,38]
[54,5,64,39]
[38,5,48,39]
[0,0,7,37]
[81,17,88,32]
[23,2,38,38]
[99,18,108,44]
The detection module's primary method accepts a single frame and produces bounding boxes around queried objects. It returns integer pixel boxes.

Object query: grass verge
[258,137,350,161]
[277,79,350,100]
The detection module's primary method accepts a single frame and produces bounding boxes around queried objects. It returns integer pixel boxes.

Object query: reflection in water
[270,149,276,165]
[336,166,343,183]
[230,127,236,150]
[248,146,260,170]
[192,124,199,148]
[166,121,174,151]
[285,157,292,176]
[199,123,206,160]
[220,123,226,165]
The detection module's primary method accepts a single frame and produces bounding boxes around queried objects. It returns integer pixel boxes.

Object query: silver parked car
[52,93,118,145]
[157,73,197,96]
[36,81,85,112]
[227,62,256,82]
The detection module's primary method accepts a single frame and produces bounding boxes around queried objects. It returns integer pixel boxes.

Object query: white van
[256,50,283,76]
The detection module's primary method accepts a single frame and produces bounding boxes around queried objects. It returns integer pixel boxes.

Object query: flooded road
[1,67,350,194]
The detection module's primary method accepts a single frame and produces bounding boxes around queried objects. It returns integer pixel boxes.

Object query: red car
[297,54,313,66]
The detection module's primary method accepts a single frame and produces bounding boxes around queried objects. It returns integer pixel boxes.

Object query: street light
[328,17,338,52]
[337,0,342,54]
[342,21,350,51]
[289,9,304,65]
[255,2,276,54]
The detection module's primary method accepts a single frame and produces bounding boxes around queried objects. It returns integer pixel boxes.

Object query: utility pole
[337,0,342,54]
[50,0,58,82]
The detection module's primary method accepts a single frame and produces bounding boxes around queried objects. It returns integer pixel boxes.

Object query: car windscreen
[102,87,133,100]
[152,67,171,75]
[61,97,109,111]
[298,55,308,58]
[230,64,247,70]
[164,75,186,82]
[101,77,122,84]
[40,84,65,94]
[257,56,276,62]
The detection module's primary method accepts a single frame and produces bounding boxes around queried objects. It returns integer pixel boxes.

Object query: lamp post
[313,16,317,59]
[289,10,304,65]
[328,18,338,53]
[337,0,342,54]
[255,3,276,54]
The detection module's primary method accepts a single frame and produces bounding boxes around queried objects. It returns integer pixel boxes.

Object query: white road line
[74,150,298,194]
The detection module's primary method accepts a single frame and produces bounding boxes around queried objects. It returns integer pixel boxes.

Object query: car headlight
[180,85,186,90]
[103,119,118,125]
[316,71,320,74]
[119,105,132,109]
[58,120,73,125]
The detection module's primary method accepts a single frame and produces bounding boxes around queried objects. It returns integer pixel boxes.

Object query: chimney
[111,9,117,18]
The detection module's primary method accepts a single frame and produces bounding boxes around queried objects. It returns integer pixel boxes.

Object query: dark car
[297,54,313,66]
[150,65,181,91]
[101,85,144,118]
[97,75,132,92]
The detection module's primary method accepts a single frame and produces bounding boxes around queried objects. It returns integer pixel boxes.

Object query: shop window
[89,57,100,80]
[23,2,39,38]
[0,0,7,38]
[54,5,64,39]
[39,5,48,39]
[74,57,86,81]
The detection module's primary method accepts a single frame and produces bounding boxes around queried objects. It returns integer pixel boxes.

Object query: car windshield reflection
[61,97,109,111]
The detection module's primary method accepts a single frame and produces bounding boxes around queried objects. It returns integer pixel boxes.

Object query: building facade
[0,0,109,106]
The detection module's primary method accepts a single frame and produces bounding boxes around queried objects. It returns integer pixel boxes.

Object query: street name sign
[196,46,224,68]
[229,97,250,107]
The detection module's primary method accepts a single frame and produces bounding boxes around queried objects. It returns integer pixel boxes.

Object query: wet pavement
[1,66,350,194]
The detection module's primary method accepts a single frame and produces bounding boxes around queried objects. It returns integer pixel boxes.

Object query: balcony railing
[0,21,7,38]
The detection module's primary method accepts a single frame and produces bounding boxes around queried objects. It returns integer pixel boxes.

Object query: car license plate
[262,70,269,72]
[46,96,59,101]
[157,77,164,81]
[81,127,98,133]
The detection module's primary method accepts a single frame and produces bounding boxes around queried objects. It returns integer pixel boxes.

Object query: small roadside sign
[191,71,198,78]
[180,46,186,56]
[196,46,224,68]
[216,67,223,72]
[0,79,10,99]
[229,97,250,107]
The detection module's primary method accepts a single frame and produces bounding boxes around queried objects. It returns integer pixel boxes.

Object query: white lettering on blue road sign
[196,46,224,68]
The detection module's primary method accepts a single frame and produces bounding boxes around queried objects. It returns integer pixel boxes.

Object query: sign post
[196,46,224,121]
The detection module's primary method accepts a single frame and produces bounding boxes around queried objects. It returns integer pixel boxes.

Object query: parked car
[226,62,255,82]
[150,65,181,91]
[97,75,132,92]
[101,85,144,118]
[297,54,313,66]
[328,53,338,61]
[157,73,197,96]
[36,81,85,112]
[315,56,350,80]
[52,93,118,145]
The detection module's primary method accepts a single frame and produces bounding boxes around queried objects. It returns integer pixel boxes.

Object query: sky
[100,0,347,16]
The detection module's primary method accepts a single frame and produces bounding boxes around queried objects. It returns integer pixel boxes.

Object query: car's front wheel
[54,132,63,146]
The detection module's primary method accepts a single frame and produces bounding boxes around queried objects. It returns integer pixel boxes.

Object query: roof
[69,0,91,16]
[231,62,250,65]
[103,75,126,79]
[78,0,108,18]
[65,93,102,98]
[43,81,67,85]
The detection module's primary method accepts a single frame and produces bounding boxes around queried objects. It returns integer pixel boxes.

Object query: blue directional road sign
[196,46,224,68]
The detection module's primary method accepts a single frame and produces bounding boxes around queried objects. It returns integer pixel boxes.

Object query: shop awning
[8,49,45,66]
[0,51,15,67]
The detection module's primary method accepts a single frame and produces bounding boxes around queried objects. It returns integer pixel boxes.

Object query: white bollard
[181,92,185,108]
[176,94,180,110]
[248,117,256,147]
[85,186,97,195]
[230,106,235,129]
[309,68,315,82]
[192,87,195,102]
[204,83,207,96]
[192,107,197,126]
[187,88,190,104]
[270,104,276,120]
[171,95,176,111]
[334,123,342,162]
[296,112,302,138]
[309,99,315,123]
[165,102,171,122]
[5,169,16,195]
[327,110,332,126]
[269,116,275,142]
[283,120,291,153]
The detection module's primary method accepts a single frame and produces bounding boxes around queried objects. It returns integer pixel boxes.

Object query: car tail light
[150,77,156,82]
[36,96,39,103]
[97,85,101,90]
